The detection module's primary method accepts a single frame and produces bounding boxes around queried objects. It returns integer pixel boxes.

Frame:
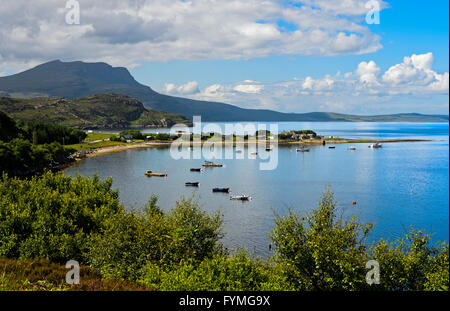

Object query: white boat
[368,142,382,148]
[230,194,252,201]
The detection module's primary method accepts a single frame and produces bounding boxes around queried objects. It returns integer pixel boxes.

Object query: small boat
[250,151,258,155]
[296,147,310,152]
[236,150,243,154]
[368,142,382,148]
[230,194,252,201]
[202,161,223,167]
[145,170,167,177]
[213,188,230,193]
[265,147,272,151]
[348,146,356,151]
[328,146,336,149]
[190,168,202,172]
[185,182,200,187]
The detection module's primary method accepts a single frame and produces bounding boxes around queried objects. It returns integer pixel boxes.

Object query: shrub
[370,230,449,291]
[155,133,171,141]
[119,130,144,140]
[141,250,290,291]
[21,121,87,145]
[0,139,70,176]
[87,196,224,281]
[270,189,373,290]
[0,171,122,262]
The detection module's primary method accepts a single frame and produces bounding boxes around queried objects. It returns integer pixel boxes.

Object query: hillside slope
[0,60,448,122]
[0,93,191,129]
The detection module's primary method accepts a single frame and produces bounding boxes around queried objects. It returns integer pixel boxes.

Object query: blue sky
[132,1,449,87]
[0,0,448,114]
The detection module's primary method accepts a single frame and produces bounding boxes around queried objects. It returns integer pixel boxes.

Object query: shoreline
[81,138,431,159]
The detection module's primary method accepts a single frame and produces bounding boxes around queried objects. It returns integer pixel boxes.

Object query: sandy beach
[83,138,430,159]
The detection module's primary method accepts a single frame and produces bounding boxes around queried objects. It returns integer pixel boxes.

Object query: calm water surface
[66,122,449,257]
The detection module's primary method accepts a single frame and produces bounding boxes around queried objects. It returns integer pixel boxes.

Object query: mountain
[0,94,191,129]
[0,60,448,123]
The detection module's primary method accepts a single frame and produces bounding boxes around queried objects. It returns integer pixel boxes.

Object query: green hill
[0,60,448,122]
[0,93,191,129]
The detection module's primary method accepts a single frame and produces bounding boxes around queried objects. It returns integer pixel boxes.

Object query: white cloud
[164,81,200,95]
[382,52,435,86]
[302,75,334,91]
[234,84,264,94]
[355,60,380,84]
[174,52,448,114]
[0,0,385,72]
[428,72,449,92]
[295,0,389,16]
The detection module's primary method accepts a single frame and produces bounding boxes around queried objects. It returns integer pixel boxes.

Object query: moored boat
[328,146,336,149]
[213,187,230,193]
[230,194,252,201]
[296,147,310,152]
[145,170,167,177]
[190,168,202,172]
[185,182,200,187]
[368,142,382,148]
[202,161,223,167]
[348,146,356,151]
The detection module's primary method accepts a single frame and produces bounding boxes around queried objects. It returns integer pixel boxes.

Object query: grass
[0,94,192,129]
[0,258,150,291]
[66,141,126,152]
[65,132,123,151]
[65,132,150,152]
[83,132,118,142]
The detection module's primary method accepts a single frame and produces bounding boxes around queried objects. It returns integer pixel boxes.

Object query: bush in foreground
[0,172,448,291]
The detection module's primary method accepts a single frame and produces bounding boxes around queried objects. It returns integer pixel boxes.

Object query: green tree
[0,110,21,142]
[270,189,372,290]
[88,196,224,281]
[370,230,449,291]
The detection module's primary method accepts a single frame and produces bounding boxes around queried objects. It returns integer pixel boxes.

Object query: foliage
[155,133,171,141]
[0,171,122,262]
[0,172,447,291]
[0,139,70,176]
[370,231,449,291]
[119,130,145,140]
[0,110,22,142]
[0,111,80,176]
[271,190,372,290]
[88,196,224,281]
[20,121,87,145]
[141,250,291,291]
[0,94,191,129]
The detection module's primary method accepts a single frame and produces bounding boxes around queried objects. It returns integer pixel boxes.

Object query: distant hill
[0,94,191,129]
[0,60,448,123]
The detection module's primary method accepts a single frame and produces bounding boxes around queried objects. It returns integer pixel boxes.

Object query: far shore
[80,138,431,159]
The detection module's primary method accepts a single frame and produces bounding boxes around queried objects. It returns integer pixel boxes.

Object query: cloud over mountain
[0,0,385,72]
[162,52,449,114]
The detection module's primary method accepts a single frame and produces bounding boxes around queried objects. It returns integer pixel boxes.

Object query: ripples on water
[66,122,449,257]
